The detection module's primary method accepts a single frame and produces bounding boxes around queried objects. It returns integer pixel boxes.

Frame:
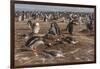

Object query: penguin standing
[27,20,40,34]
[33,22,40,34]
[18,14,22,22]
[27,20,33,30]
[24,12,27,21]
[66,14,74,35]
[78,15,83,31]
[87,15,93,33]
[22,11,24,21]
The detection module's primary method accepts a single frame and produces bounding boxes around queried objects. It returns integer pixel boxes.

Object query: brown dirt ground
[14,20,95,67]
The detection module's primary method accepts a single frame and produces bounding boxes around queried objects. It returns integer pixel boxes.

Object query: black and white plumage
[18,15,22,22]
[78,16,83,31]
[33,22,40,34]
[51,36,79,45]
[45,22,61,37]
[62,36,79,44]
[25,36,44,49]
[27,20,40,34]
[42,50,64,58]
[27,20,33,30]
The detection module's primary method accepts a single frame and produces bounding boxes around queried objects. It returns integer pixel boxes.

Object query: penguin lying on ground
[46,36,79,46]
[42,50,64,58]
[25,36,45,56]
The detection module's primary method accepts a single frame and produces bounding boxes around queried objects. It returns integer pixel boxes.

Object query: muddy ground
[14,20,95,67]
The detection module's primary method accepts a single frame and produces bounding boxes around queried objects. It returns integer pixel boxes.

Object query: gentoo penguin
[45,22,60,37]
[27,20,33,30]
[27,21,40,34]
[78,15,83,31]
[66,14,74,35]
[42,50,64,58]
[33,22,40,34]
[18,15,22,22]
[25,36,44,56]
[62,36,79,44]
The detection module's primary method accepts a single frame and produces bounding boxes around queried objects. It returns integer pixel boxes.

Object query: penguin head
[36,22,39,26]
